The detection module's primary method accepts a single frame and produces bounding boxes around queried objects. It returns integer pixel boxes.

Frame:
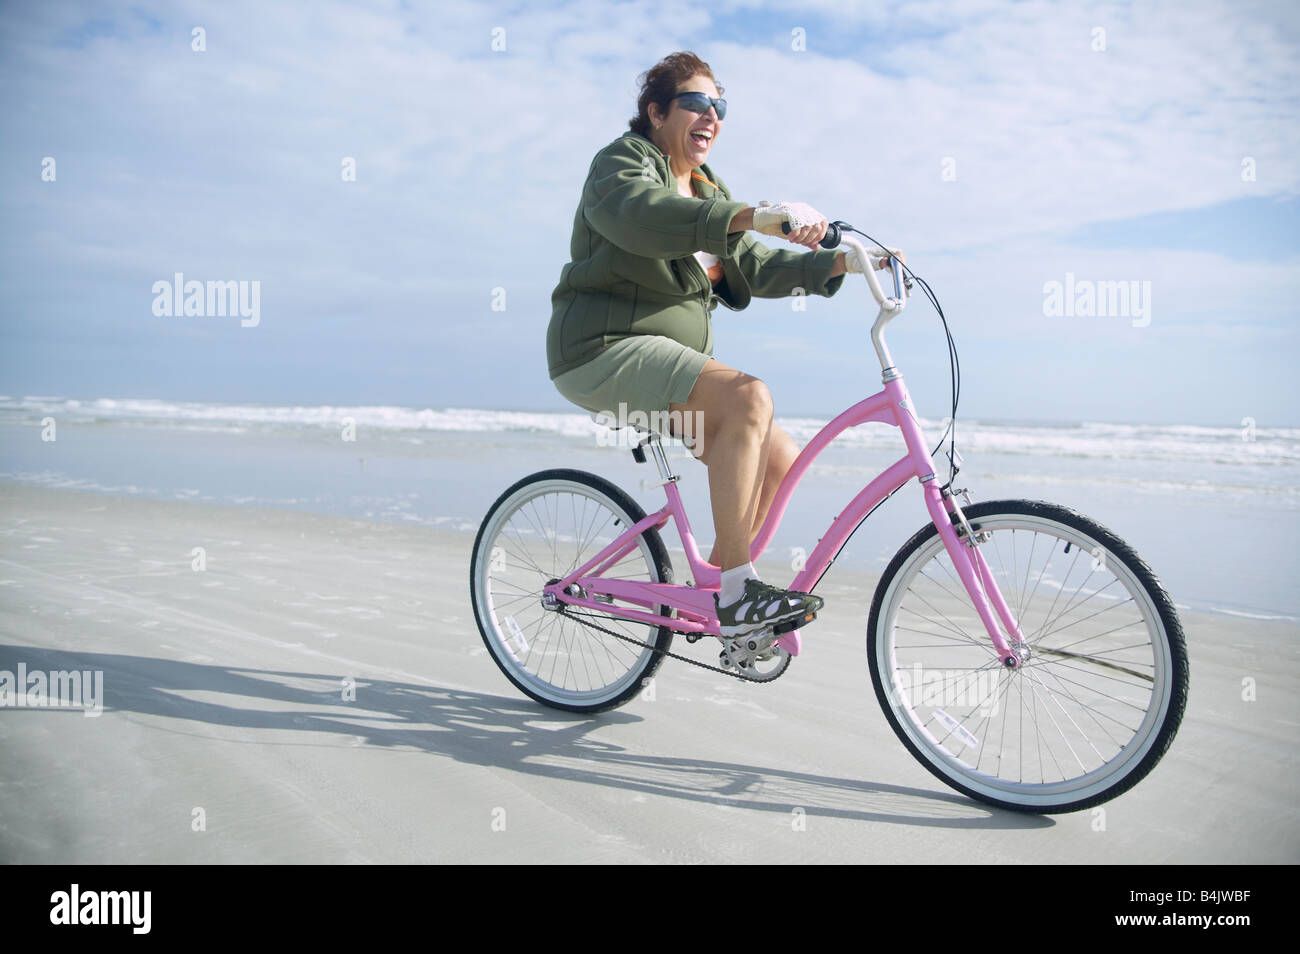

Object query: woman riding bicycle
[547,51,899,638]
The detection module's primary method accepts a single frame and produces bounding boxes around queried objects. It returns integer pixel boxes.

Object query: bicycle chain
[559,608,776,683]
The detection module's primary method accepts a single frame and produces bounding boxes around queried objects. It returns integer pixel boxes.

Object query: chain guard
[719,637,792,681]
[560,608,798,684]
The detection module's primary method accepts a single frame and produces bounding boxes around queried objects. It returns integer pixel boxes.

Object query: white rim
[874,511,1173,808]
[473,479,664,707]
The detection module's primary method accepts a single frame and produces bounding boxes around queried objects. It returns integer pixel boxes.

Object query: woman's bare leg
[747,422,800,548]
[694,423,798,566]
[669,359,795,572]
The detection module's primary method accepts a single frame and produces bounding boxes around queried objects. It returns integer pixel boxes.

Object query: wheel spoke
[472,474,671,711]
[871,502,1186,812]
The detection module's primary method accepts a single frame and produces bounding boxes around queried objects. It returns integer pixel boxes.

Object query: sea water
[1,395,1295,619]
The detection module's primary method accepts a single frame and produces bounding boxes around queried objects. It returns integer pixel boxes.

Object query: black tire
[469,469,674,713]
[867,499,1188,813]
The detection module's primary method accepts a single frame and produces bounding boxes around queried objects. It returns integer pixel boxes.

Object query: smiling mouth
[690,129,713,148]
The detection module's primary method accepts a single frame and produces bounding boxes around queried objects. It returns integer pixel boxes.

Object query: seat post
[638,431,677,481]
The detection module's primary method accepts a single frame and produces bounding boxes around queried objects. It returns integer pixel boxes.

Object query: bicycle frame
[542,242,1026,667]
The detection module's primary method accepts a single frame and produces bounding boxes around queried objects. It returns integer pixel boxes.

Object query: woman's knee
[697,374,772,451]
[670,362,774,455]
[733,375,773,428]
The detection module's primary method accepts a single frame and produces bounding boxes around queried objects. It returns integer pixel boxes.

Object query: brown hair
[628,51,723,138]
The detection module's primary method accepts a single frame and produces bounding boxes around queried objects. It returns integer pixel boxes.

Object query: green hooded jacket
[546,131,845,378]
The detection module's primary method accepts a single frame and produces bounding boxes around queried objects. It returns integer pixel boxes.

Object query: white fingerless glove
[842,245,869,274]
[844,245,904,272]
[873,247,904,270]
[752,200,825,236]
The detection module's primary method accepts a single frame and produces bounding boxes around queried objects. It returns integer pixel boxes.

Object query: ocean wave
[2,395,1296,466]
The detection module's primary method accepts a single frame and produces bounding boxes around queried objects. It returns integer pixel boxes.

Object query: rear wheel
[867,499,1188,813]
[470,469,673,713]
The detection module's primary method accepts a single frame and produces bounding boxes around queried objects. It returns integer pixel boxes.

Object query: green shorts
[551,335,710,438]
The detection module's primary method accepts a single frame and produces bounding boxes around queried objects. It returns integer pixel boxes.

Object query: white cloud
[1,0,1296,421]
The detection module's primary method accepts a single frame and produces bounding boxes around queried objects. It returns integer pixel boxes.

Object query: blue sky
[1,0,1297,426]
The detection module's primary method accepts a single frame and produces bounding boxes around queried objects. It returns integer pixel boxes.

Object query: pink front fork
[924,479,1023,665]
[892,375,1022,666]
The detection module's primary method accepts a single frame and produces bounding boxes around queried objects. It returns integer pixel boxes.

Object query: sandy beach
[0,480,1295,864]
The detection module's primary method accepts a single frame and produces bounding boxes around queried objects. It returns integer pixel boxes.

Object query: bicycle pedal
[720,605,817,644]
[773,610,817,635]
[724,611,817,649]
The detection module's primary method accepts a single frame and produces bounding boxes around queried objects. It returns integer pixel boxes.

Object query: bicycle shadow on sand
[0,644,1053,829]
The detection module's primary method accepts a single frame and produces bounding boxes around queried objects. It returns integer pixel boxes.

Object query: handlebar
[781,219,844,249]
[781,220,909,309]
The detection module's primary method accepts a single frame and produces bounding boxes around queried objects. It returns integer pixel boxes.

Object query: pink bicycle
[471,225,1188,813]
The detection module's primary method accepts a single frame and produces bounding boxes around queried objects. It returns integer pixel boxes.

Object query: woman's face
[649,74,723,169]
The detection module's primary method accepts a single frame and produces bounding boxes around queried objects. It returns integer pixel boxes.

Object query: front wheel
[470,469,674,713]
[867,499,1188,813]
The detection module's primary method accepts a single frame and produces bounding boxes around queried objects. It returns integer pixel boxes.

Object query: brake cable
[806,221,964,592]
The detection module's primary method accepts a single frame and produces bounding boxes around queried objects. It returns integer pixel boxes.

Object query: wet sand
[0,481,1294,863]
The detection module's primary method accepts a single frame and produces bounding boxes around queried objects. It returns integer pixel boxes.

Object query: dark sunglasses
[670,91,726,120]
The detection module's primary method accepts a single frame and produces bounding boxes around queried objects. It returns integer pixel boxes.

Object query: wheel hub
[542,579,592,611]
[1002,636,1031,668]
